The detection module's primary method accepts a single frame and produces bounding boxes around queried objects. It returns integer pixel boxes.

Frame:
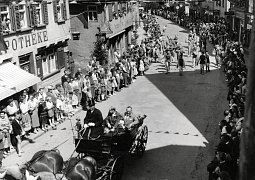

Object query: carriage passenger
[103,106,124,134]
[123,106,140,130]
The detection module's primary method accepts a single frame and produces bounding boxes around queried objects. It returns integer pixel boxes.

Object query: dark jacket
[83,108,104,139]
[11,119,22,136]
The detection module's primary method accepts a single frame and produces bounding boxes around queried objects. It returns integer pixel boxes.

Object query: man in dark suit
[83,99,104,139]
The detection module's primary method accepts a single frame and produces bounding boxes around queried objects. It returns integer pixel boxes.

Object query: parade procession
[0,0,254,179]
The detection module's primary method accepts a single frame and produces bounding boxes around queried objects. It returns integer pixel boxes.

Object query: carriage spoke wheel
[136,125,148,157]
[109,156,124,180]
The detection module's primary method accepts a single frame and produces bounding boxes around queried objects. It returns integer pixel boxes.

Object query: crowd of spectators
[0,13,163,162]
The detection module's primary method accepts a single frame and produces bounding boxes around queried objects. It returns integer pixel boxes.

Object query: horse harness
[25,149,57,174]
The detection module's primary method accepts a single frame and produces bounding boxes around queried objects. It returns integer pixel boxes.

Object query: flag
[77,12,88,29]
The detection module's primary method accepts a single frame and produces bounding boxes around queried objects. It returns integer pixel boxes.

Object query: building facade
[68,0,139,66]
[0,0,71,89]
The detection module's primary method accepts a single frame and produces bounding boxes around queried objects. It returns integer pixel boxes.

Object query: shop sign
[5,30,48,51]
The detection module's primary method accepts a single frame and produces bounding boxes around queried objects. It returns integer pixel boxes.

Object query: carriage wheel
[109,156,124,180]
[136,125,148,157]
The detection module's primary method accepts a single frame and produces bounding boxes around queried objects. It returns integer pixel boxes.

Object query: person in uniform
[83,99,104,139]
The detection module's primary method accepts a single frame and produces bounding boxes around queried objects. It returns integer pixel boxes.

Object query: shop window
[88,5,98,21]
[42,56,49,75]
[0,6,12,34]
[48,53,57,73]
[19,54,31,72]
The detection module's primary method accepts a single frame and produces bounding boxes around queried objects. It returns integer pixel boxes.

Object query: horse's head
[83,156,97,172]
[25,150,64,174]
[64,157,96,180]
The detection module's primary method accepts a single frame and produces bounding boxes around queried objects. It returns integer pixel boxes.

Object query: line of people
[207,36,247,180]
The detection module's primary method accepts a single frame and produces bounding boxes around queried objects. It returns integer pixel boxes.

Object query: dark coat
[11,119,22,136]
[83,108,104,139]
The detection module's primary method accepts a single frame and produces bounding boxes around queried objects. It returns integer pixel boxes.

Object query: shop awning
[107,30,126,39]
[0,62,41,100]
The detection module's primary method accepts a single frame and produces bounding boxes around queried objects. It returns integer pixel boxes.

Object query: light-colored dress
[19,101,32,132]
[28,99,40,128]
[0,114,11,148]
[139,60,145,72]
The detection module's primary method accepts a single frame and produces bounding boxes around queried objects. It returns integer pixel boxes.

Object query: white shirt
[114,51,121,63]
[20,101,29,114]
[6,104,18,115]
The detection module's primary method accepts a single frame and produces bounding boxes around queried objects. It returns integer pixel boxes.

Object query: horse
[63,157,96,180]
[25,149,64,174]
[21,156,97,180]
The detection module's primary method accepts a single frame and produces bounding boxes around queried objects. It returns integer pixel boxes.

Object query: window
[42,56,49,75]
[53,0,67,23]
[34,3,42,25]
[0,6,11,34]
[48,53,56,73]
[56,1,63,21]
[18,4,28,29]
[88,5,97,21]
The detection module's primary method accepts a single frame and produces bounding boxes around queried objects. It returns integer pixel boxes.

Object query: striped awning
[0,62,41,101]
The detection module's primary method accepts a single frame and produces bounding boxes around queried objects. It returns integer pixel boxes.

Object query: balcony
[100,11,134,38]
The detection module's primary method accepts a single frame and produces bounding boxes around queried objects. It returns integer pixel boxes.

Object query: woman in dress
[139,59,145,76]
[46,97,55,128]
[19,97,32,135]
[0,111,11,155]
[28,94,40,133]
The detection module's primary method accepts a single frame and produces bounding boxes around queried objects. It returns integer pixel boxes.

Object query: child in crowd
[56,94,63,122]
[71,91,78,110]
[46,97,55,128]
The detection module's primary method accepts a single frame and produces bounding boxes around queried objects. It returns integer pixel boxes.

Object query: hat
[87,99,95,107]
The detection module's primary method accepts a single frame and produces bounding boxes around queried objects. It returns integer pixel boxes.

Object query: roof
[0,62,41,100]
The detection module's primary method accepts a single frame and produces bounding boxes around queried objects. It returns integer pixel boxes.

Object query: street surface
[3,17,228,180]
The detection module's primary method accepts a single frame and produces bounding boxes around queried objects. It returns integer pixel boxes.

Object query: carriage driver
[83,99,104,139]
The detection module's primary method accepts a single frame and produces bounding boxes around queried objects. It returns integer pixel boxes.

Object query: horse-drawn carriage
[74,116,148,180]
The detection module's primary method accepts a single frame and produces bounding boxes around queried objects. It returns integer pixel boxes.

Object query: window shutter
[114,3,118,13]
[108,4,113,21]
[14,5,21,31]
[63,0,67,20]
[53,0,58,22]
[9,5,16,32]
[31,4,38,26]
[42,1,49,25]
[0,8,2,34]
[25,4,32,27]
[61,3,64,20]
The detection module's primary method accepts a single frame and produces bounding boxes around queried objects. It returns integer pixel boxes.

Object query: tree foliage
[91,38,108,66]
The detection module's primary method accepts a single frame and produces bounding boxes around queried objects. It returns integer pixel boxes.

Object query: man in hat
[83,99,104,139]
